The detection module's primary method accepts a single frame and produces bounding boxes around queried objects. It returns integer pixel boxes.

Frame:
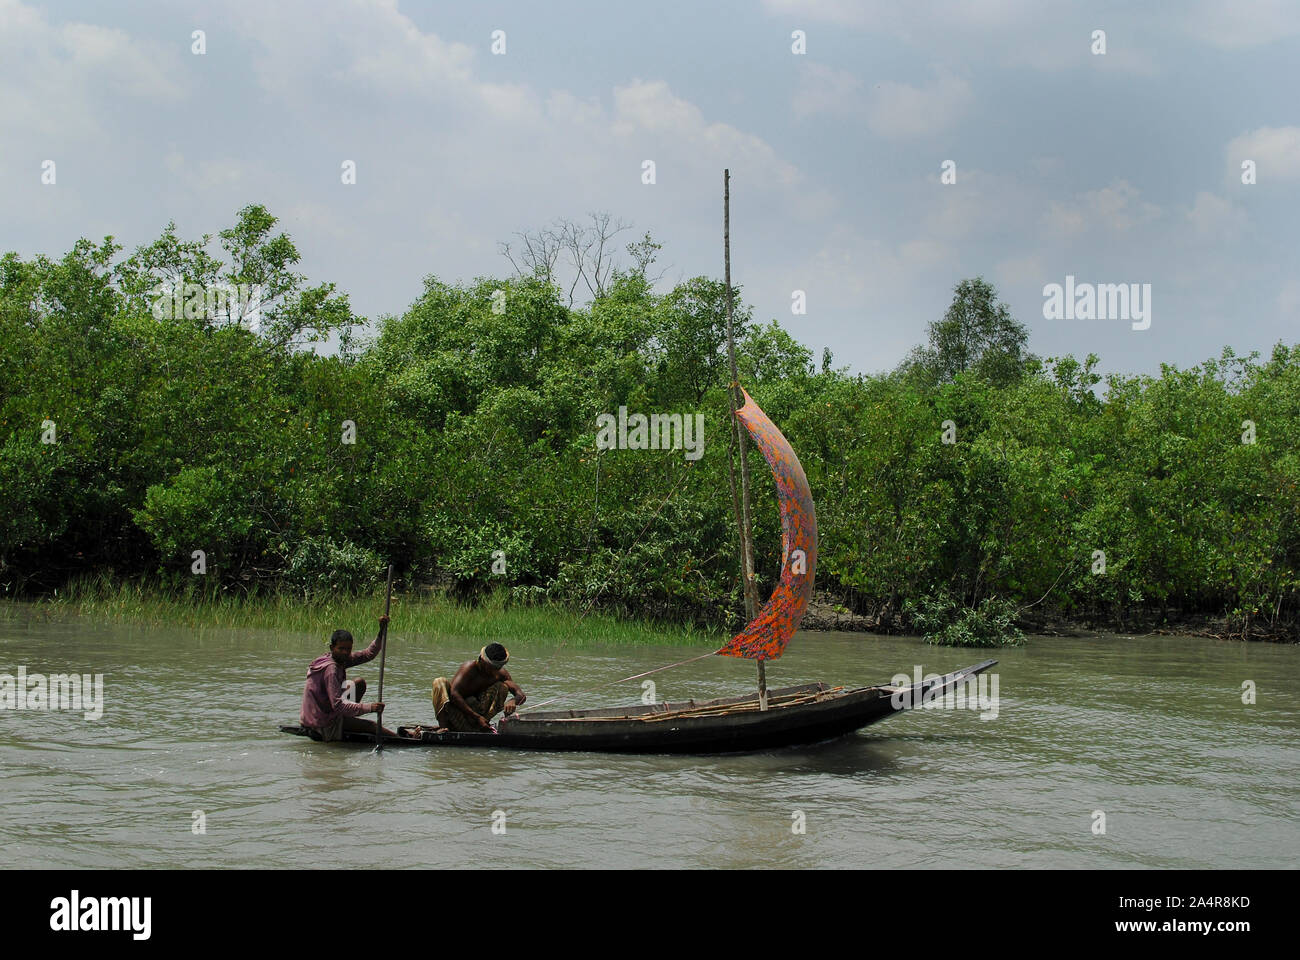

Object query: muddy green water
[1,612,1296,869]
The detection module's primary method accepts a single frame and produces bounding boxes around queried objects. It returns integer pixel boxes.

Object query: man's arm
[345,616,388,667]
[498,668,526,706]
[327,663,376,718]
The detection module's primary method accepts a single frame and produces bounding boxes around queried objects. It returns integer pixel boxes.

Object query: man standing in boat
[431,643,526,732]
[300,618,396,741]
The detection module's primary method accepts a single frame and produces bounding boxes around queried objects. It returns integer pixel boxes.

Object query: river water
[1,612,1296,869]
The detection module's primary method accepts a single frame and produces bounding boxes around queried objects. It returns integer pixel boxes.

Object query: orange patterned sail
[716,388,818,661]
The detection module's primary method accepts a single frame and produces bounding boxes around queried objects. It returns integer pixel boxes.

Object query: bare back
[450,659,510,699]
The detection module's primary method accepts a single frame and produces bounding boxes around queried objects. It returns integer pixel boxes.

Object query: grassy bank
[5,578,724,648]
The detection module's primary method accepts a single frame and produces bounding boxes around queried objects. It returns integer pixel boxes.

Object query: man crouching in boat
[300,618,396,741]
[431,643,526,732]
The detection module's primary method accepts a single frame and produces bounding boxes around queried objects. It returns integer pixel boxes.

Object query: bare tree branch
[499,225,562,285]
[499,212,642,306]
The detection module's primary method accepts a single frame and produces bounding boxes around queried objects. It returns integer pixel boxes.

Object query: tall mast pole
[723,169,767,711]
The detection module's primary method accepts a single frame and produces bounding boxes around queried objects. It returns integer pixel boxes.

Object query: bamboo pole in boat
[373,564,393,752]
[531,688,844,723]
[723,169,767,711]
[641,688,840,722]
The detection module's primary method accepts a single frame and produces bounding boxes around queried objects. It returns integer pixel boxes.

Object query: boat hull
[279,659,996,755]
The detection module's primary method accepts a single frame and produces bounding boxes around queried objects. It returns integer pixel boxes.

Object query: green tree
[906,277,1030,386]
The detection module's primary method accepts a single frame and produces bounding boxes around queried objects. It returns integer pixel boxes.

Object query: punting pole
[723,169,767,711]
[373,564,394,751]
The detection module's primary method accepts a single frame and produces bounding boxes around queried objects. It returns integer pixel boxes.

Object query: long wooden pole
[723,170,767,711]
[374,564,394,751]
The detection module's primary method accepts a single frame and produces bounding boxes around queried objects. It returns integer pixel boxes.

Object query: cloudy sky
[2,0,1298,375]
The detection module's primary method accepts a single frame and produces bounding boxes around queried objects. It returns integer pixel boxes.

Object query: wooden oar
[374,564,394,752]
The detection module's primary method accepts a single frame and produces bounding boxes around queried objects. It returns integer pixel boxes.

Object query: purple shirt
[299,635,382,729]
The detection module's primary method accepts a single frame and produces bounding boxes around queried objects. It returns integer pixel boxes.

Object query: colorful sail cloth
[716,388,818,661]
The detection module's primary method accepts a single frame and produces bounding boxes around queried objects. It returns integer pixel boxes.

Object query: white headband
[479,645,508,668]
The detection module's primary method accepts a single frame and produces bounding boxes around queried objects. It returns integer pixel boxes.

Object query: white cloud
[762,0,879,27]
[994,253,1046,288]
[613,81,708,136]
[866,68,972,139]
[283,201,351,244]
[233,0,540,125]
[1183,0,1300,49]
[342,6,477,94]
[792,62,861,118]
[1186,191,1247,238]
[813,0,1300,71]
[798,224,953,301]
[791,61,973,138]
[0,0,186,139]
[924,168,1029,238]
[763,224,963,371]
[1225,126,1300,184]
[762,0,1038,29]
[545,91,603,128]
[1046,180,1161,236]
[611,80,802,187]
[764,0,1157,75]
[222,2,803,191]
[161,149,248,193]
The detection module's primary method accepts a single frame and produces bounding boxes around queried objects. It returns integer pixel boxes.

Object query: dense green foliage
[3,208,1298,641]
[906,591,1026,648]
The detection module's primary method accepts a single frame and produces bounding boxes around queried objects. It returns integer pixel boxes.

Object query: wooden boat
[280,659,996,753]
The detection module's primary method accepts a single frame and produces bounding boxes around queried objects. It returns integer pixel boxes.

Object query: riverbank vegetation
[3,206,1298,643]
[6,577,716,647]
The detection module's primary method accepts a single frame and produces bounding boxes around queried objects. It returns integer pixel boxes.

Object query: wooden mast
[723,169,768,711]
